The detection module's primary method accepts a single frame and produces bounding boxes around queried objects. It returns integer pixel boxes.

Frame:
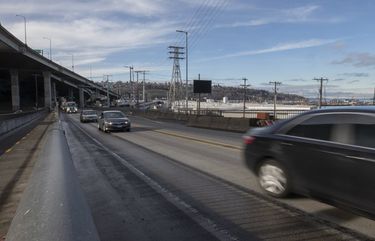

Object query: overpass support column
[43,71,52,111]
[79,88,84,109]
[10,70,20,112]
[52,81,57,109]
[68,88,74,101]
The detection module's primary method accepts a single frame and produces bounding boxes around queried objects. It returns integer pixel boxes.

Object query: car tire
[257,159,291,198]
[127,128,131,132]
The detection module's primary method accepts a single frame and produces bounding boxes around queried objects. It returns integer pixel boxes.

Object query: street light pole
[71,54,74,72]
[16,14,27,45]
[43,37,52,60]
[176,30,188,112]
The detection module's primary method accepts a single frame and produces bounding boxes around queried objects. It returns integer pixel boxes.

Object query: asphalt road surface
[61,113,375,241]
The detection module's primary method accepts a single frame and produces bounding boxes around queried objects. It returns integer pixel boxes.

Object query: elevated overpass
[0,24,118,113]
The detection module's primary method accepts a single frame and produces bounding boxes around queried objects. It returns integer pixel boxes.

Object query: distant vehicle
[243,107,375,217]
[64,102,78,113]
[80,110,98,123]
[98,110,131,132]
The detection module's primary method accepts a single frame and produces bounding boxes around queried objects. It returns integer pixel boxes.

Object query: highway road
[62,112,375,241]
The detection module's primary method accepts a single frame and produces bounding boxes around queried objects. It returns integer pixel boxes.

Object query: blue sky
[1,0,375,98]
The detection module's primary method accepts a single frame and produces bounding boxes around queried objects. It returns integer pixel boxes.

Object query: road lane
[67,113,375,239]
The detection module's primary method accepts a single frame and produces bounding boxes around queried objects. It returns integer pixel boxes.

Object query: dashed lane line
[142,127,241,151]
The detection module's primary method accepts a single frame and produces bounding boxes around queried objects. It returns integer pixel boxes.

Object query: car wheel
[127,128,131,132]
[257,159,290,198]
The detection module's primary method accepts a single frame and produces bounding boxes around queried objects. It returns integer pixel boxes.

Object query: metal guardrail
[5,122,100,241]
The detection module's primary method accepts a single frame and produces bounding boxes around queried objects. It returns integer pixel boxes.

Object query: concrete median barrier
[5,122,100,241]
[227,118,250,132]
[209,117,230,130]
[0,110,47,136]
[187,116,250,132]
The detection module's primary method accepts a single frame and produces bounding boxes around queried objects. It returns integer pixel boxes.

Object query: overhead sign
[193,80,212,94]
[34,49,44,55]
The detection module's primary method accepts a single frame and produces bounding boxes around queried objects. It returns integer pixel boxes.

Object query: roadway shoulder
[0,112,56,239]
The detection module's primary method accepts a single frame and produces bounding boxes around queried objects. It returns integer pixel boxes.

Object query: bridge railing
[5,121,100,241]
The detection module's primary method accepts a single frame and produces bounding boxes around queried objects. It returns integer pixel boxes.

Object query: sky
[1,0,375,98]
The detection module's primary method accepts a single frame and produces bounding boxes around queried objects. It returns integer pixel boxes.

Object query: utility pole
[197,74,201,115]
[313,77,328,109]
[104,75,112,107]
[141,71,149,103]
[124,65,134,100]
[134,71,143,108]
[269,81,282,120]
[240,78,250,118]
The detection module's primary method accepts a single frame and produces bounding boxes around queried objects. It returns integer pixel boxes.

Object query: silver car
[98,110,131,132]
[80,110,98,123]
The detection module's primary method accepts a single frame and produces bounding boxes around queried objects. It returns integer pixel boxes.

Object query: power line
[189,0,230,51]
[174,0,216,47]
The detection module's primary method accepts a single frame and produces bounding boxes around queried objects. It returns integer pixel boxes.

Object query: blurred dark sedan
[98,110,131,132]
[243,107,375,217]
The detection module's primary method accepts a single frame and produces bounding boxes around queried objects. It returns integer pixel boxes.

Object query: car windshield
[67,103,76,107]
[104,112,125,118]
[83,111,96,115]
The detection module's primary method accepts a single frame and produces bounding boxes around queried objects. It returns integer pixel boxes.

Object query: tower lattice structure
[168,46,185,109]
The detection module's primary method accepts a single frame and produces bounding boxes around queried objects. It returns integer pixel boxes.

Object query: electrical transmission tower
[168,46,185,110]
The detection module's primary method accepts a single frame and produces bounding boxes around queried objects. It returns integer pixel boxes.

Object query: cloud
[347,80,360,84]
[0,0,168,18]
[199,38,339,62]
[7,17,177,68]
[332,52,375,67]
[332,78,345,81]
[286,78,307,82]
[216,5,343,28]
[339,72,369,77]
[258,83,373,98]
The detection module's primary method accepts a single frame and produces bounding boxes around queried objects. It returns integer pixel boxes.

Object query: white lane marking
[70,119,239,241]
[133,115,163,124]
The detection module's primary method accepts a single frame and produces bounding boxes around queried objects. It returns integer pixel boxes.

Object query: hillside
[103,81,307,104]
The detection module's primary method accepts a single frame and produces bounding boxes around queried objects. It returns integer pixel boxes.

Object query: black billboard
[193,80,212,94]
